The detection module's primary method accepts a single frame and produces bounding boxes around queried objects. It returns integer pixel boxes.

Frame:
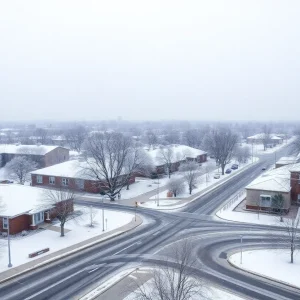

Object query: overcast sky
[0,1,299,122]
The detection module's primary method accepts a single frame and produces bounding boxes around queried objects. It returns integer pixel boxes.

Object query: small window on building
[37,175,43,184]
[260,195,271,207]
[62,178,69,186]
[3,217,8,229]
[297,195,300,204]
[49,176,55,185]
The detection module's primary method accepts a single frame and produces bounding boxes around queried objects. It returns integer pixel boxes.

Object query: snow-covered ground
[229,249,300,288]
[150,158,258,200]
[216,192,281,226]
[124,278,244,300]
[0,206,133,273]
[0,167,8,181]
[140,199,184,210]
[241,137,294,155]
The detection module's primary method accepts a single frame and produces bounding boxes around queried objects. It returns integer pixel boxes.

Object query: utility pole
[252,143,254,164]
[7,217,12,268]
[135,202,137,222]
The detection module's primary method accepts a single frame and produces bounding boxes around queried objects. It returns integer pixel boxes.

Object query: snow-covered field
[0,206,133,273]
[150,158,258,200]
[229,249,300,288]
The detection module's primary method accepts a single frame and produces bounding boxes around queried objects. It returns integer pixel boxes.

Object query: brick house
[289,163,300,205]
[147,145,207,175]
[0,144,69,168]
[0,184,73,235]
[30,159,135,194]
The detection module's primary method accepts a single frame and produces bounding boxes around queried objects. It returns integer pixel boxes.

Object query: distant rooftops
[0,144,65,156]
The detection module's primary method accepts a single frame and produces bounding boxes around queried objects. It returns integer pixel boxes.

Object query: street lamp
[240,235,243,265]
[7,217,12,268]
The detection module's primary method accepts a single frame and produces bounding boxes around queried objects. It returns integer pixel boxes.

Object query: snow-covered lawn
[0,206,133,273]
[216,192,280,226]
[150,158,258,200]
[229,249,300,288]
[124,277,244,300]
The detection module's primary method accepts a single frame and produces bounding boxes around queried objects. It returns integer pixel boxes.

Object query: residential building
[30,159,135,193]
[246,134,283,146]
[147,145,207,175]
[245,166,291,212]
[0,184,73,235]
[0,144,69,168]
[275,156,300,168]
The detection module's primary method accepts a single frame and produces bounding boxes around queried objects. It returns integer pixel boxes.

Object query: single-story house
[246,134,283,145]
[245,165,291,212]
[0,144,69,168]
[276,156,300,168]
[0,184,73,235]
[30,159,135,194]
[146,145,207,175]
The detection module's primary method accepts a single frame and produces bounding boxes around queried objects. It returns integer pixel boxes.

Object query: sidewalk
[0,216,142,283]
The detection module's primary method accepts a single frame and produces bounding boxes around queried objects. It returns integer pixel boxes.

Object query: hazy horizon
[1,1,299,122]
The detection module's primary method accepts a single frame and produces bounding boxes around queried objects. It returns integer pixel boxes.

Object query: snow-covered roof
[31,158,128,180]
[146,145,207,166]
[276,156,299,165]
[247,133,283,140]
[246,165,292,193]
[31,160,88,179]
[0,184,53,217]
[0,144,62,155]
[288,162,300,172]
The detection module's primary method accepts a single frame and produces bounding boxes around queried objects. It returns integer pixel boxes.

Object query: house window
[34,212,44,224]
[62,178,69,186]
[49,176,55,185]
[297,195,300,204]
[2,217,8,229]
[75,179,84,190]
[37,175,43,184]
[260,195,271,207]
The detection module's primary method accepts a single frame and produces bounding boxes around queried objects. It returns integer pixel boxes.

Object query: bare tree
[167,177,185,197]
[164,130,180,145]
[202,128,238,175]
[83,132,141,201]
[234,146,251,164]
[124,149,154,190]
[156,146,175,178]
[41,188,80,237]
[131,240,206,300]
[179,161,200,195]
[5,156,38,184]
[272,193,285,222]
[145,131,158,148]
[182,129,205,149]
[262,125,272,151]
[204,161,215,185]
[35,128,49,144]
[278,217,300,264]
[65,125,87,153]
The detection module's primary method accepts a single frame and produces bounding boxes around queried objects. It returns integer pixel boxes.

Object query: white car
[214,174,220,179]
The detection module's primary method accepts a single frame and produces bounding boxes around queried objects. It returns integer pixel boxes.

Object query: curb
[0,216,142,285]
[227,251,300,291]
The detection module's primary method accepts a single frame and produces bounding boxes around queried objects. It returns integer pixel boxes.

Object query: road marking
[152,231,160,236]
[113,242,137,255]
[24,269,84,300]
[88,267,100,273]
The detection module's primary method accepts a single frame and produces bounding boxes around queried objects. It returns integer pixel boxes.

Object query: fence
[218,189,245,213]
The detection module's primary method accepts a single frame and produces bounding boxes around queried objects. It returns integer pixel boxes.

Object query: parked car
[214,174,220,179]
[0,180,13,184]
[231,164,239,170]
[225,169,232,174]
[262,167,266,171]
